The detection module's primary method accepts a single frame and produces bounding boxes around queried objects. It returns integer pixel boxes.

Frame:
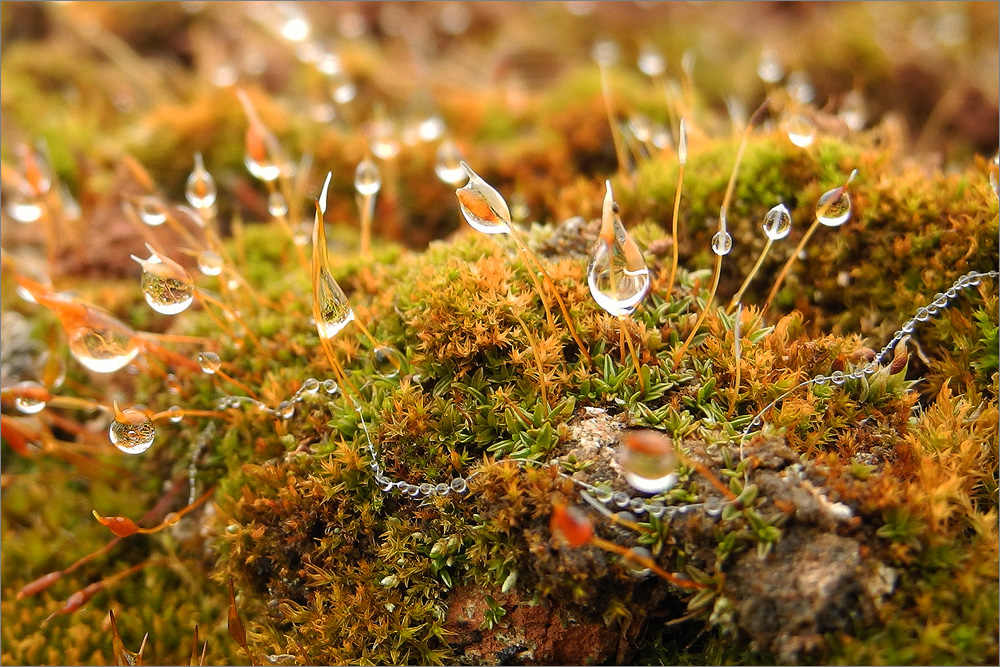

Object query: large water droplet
[109,402,155,454]
[619,430,679,494]
[137,196,168,226]
[197,250,224,276]
[756,48,784,83]
[185,153,217,208]
[784,114,815,148]
[354,158,382,196]
[816,183,853,227]
[13,381,47,415]
[587,182,650,316]
[5,187,43,223]
[131,245,195,315]
[435,140,466,185]
[637,44,665,76]
[762,203,792,240]
[711,230,733,256]
[68,324,140,373]
[455,162,511,235]
[267,191,288,217]
[624,546,653,577]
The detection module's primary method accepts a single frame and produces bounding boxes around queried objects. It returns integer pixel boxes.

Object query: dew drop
[354,158,382,196]
[369,120,399,160]
[197,250,224,276]
[301,378,320,394]
[371,346,402,378]
[591,39,620,67]
[628,114,653,143]
[455,162,511,235]
[277,401,295,419]
[185,153,217,208]
[594,485,613,503]
[13,381,47,415]
[624,546,653,578]
[914,307,930,322]
[619,430,679,494]
[137,196,168,226]
[5,188,43,223]
[450,477,468,493]
[839,89,867,131]
[711,230,733,256]
[37,350,66,389]
[786,70,815,104]
[816,173,856,227]
[313,174,357,339]
[68,323,140,374]
[637,44,665,77]
[109,402,155,454]
[131,245,195,315]
[434,140,466,185]
[418,115,445,142]
[198,351,221,374]
[756,48,784,83]
[419,483,433,496]
[784,114,815,148]
[762,203,792,240]
[322,379,340,395]
[435,482,449,496]
[613,492,630,508]
[267,191,288,217]
[588,182,650,316]
[168,406,184,423]
[830,370,846,385]
[990,152,999,198]
[280,16,310,42]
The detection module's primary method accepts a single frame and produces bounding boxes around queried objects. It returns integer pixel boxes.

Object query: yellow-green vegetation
[2,2,998,666]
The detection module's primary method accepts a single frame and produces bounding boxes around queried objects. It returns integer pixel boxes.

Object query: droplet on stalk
[136,196,168,226]
[198,351,222,374]
[435,139,466,185]
[313,173,356,339]
[816,169,858,227]
[131,244,195,315]
[550,502,594,548]
[619,429,679,494]
[109,402,155,454]
[267,191,288,217]
[12,381,48,415]
[197,250,224,276]
[354,158,382,196]
[784,113,815,148]
[455,162,511,235]
[756,48,784,83]
[762,203,792,240]
[711,230,733,256]
[185,153,217,208]
[587,181,650,316]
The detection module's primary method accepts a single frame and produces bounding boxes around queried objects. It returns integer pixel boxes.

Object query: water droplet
[703,497,722,516]
[371,346,402,378]
[267,191,288,217]
[784,114,815,148]
[369,119,399,160]
[830,370,846,385]
[418,483,432,496]
[197,250,224,276]
[301,378,320,394]
[711,230,733,256]
[786,70,814,104]
[198,351,221,374]
[313,174,357,339]
[677,118,688,165]
[137,196,168,226]
[322,379,340,395]
[185,153,217,208]
[330,77,357,104]
[613,491,630,508]
[588,182,650,316]
[354,159,382,196]
[816,181,853,227]
[619,430,680,494]
[624,546,653,577]
[5,188,43,223]
[595,485,613,503]
[435,482,449,495]
[13,381,47,414]
[637,44,665,76]
[915,307,930,322]
[131,245,195,315]
[238,91,286,182]
[434,140,466,185]
[762,203,792,240]
[629,497,647,514]
[990,152,999,198]
[450,477,467,493]
[628,114,653,143]
[756,48,784,83]
[646,501,666,519]
[591,39,620,67]
[36,350,66,389]
[455,162,511,235]
[839,89,867,131]
[277,401,295,419]
[68,323,140,374]
[418,116,445,142]
[168,405,184,423]
[109,402,155,454]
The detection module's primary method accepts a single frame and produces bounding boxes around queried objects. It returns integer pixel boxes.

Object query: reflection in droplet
[588,181,650,317]
[354,159,382,196]
[757,48,784,83]
[711,230,733,256]
[455,162,511,235]
[185,153,217,208]
[816,170,857,227]
[762,203,792,240]
[131,245,195,315]
[267,191,288,217]
[313,173,356,340]
[109,402,155,454]
[13,381,47,415]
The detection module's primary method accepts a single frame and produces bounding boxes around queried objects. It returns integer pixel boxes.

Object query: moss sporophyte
[2,5,998,665]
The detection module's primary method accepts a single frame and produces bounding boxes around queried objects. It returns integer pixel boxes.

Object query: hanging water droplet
[591,39,620,67]
[455,162,511,235]
[624,546,653,578]
[301,378,320,394]
[756,48,784,83]
[762,203,792,240]
[13,381,47,415]
[137,196,168,226]
[185,153,217,208]
[371,346,402,378]
[68,323,140,374]
[784,114,815,148]
[839,89,867,131]
[322,379,339,395]
[588,182,650,316]
[167,405,184,423]
[816,179,855,227]
[313,174,357,339]
[619,430,679,494]
[637,44,665,76]
[354,159,382,196]
[369,119,399,160]
[109,402,155,454]
[197,250,224,276]
[198,351,222,374]
[131,245,195,315]
[434,140,466,185]
[5,187,43,223]
[277,401,295,419]
[267,191,288,217]
[418,115,445,142]
[293,220,311,246]
[37,350,66,389]
[711,230,733,256]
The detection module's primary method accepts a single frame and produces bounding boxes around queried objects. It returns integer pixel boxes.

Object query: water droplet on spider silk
[322,379,339,395]
[137,196,168,226]
[185,153,217,208]
[711,230,733,256]
[131,245,195,315]
[434,140,466,185]
[784,114,815,148]
[109,402,155,454]
[267,191,288,217]
[619,430,680,494]
[756,48,784,83]
[455,162,511,235]
[68,322,141,374]
[354,158,382,196]
[816,171,857,227]
[277,401,295,419]
[637,44,665,77]
[5,187,43,223]
[300,378,320,394]
[587,181,650,316]
[371,346,402,378]
[312,174,356,339]
[13,381,47,415]
[198,351,221,374]
[762,203,792,240]
[197,250,224,276]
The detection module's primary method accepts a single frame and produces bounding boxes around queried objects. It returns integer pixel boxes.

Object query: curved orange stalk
[92,486,216,538]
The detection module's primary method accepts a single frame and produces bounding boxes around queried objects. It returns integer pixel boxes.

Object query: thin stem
[590,536,706,590]
[598,63,629,182]
[265,179,309,271]
[673,251,723,365]
[728,238,773,311]
[665,161,686,298]
[195,288,262,347]
[508,234,558,336]
[359,192,375,258]
[619,316,646,394]
[509,308,550,414]
[762,218,820,315]
[214,368,259,400]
